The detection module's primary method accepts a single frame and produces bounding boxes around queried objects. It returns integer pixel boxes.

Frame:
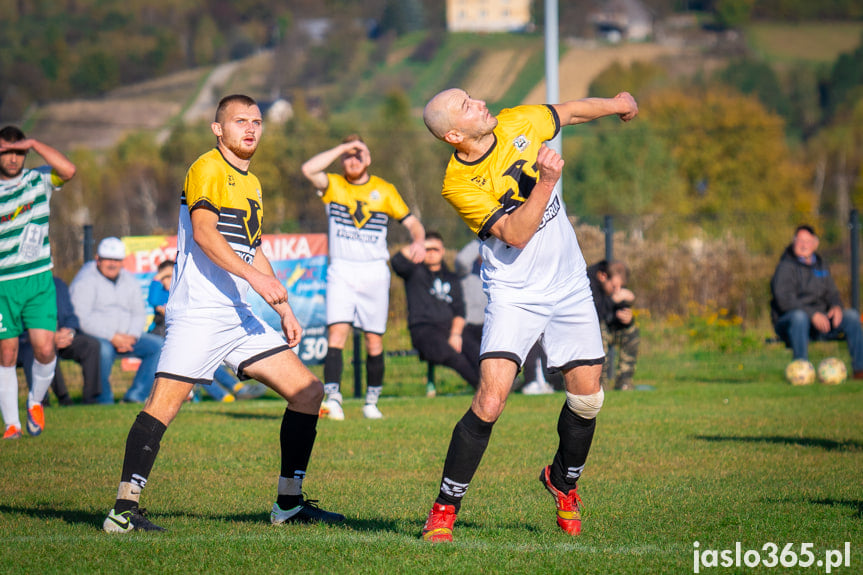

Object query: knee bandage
[565,389,605,419]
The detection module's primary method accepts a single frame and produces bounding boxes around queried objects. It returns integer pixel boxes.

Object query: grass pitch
[1,332,860,573]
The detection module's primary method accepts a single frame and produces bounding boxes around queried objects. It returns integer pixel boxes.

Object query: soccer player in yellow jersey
[302,135,425,420]
[103,94,344,533]
[419,88,638,542]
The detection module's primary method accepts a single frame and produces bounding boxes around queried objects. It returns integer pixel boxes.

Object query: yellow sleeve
[442,179,505,239]
[383,183,411,221]
[185,156,225,211]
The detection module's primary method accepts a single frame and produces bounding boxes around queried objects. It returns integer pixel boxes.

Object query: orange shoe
[421,502,457,542]
[539,465,583,535]
[3,425,21,439]
[27,403,45,436]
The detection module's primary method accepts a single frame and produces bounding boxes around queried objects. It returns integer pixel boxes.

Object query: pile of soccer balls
[785,357,847,386]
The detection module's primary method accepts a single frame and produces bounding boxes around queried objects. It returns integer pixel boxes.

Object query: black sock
[277,408,318,510]
[323,347,343,384]
[550,402,596,492]
[115,412,167,513]
[436,409,495,512]
[366,352,384,388]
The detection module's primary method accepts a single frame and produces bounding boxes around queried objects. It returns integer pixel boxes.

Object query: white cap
[97,237,126,260]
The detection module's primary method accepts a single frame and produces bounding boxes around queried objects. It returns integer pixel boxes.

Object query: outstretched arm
[553,92,638,127]
[401,214,426,263]
[0,138,76,181]
[301,140,370,190]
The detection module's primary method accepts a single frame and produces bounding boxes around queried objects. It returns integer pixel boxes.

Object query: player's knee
[565,388,604,419]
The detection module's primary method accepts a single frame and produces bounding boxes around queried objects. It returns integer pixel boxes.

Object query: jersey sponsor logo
[537,194,561,231]
[513,134,530,152]
[0,201,33,223]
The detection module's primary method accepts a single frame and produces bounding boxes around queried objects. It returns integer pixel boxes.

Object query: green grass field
[1,322,861,573]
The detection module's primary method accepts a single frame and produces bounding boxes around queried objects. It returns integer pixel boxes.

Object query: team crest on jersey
[244,198,262,244]
[513,135,530,152]
[369,189,381,201]
[352,199,371,228]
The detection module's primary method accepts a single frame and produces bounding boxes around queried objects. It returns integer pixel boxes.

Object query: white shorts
[156,305,290,384]
[326,259,390,335]
[480,286,604,371]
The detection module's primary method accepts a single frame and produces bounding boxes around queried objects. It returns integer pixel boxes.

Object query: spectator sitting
[18,276,102,405]
[520,340,563,395]
[70,237,163,404]
[392,231,479,390]
[588,260,640,391]
[770,224,863,378]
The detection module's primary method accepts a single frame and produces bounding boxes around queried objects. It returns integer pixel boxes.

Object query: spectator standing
[0,126,76,439]
[18,276,102,405]
[392,231,479,390]
[587,260,640,391]
[70,237,163,404]
[770,224,863,377]
[302,134,425,420]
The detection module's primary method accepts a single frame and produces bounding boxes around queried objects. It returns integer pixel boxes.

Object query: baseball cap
[97,237,126,260]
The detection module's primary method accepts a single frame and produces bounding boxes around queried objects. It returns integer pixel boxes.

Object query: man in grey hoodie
[770,224,863,378]
[70,237,163,403]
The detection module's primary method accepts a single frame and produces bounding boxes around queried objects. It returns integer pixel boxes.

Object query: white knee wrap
[565,389,604,419]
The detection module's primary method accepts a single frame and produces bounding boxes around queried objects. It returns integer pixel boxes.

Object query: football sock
[115,411,167,513]
[323,347,343,388]
[29,356,56,407]
[550,402,596,492]
[0,366,20,429]
[436,408,495,512]
[365,385,382,406]
[277,408,318,510]
[366,353,384,389]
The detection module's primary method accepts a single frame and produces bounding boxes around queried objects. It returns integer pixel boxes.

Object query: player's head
[212,94,262,161]
[95,236,127,281]
[423,89,497,145]
[424,231,445,268]
[340,134,370,181]
[792,224,819,260]
[0,125,27,179]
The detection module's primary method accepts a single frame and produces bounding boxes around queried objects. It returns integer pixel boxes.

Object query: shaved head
[423,88,462,140]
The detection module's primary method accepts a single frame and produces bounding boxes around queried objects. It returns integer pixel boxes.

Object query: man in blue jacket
[770,224,863,377]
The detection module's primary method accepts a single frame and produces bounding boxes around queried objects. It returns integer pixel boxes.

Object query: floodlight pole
[545,0,561,163]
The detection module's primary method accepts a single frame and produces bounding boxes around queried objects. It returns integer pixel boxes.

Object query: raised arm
[301,140,370,191]
[401,214,426,263]
[487,144,563,249]
[0,138,77,181]
[553,92,638,127]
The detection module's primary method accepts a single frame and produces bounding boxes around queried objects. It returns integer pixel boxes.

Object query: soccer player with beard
[419,88,638,541]
[0,126,76,440]
[302,135,425,420]
[103,95,344,532]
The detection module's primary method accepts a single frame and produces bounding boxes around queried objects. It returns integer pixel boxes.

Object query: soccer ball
[785,359,815,386]
[817,357,847,385]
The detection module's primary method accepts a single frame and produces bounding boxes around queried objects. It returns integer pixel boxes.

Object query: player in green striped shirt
[0,125,76,439]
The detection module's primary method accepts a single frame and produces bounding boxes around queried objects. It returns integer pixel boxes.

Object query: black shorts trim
[236,344,292,379]
[155,372,213,386]
[326,322,385,336]
[554,356,605,373]
[479,351,522,367]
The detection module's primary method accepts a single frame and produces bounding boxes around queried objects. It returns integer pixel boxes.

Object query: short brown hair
[215,94,258,123]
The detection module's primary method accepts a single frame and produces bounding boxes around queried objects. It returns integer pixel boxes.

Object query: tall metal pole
[83,224,94,262]
[851,209,860,312]
[545,0,561,155]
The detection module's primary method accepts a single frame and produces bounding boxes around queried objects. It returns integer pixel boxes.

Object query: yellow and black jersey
[440,105,588,300]
[321,173,410,262]
[169,148,264,313]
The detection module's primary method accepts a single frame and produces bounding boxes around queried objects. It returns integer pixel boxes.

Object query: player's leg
[0,337,22,438]
[362,331,384,419]
[322,322,350,419]
[613,323,639,390]
[241,349,344,525]
[25,328,56,435]
[104,376,191,533]
[540,288,606,536]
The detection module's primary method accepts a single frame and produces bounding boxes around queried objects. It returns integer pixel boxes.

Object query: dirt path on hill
[522,43,679,103]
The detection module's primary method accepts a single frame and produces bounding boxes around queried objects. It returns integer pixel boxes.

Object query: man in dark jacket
[18,276,102,404]
[587,260,639,390]
[770,224,863,377]
[392,231,479,389]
